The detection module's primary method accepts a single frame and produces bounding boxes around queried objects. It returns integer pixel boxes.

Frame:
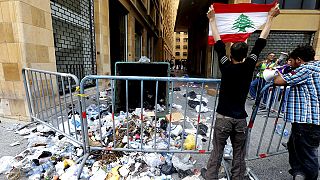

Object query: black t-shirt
[215,38,266,119]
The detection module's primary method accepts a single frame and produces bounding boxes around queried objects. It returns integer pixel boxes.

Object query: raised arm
[207,5,221,41]
[259,4,280,39]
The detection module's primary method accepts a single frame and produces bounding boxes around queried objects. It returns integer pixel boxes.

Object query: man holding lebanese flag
[204,2,279,180]
[208,1,279,45]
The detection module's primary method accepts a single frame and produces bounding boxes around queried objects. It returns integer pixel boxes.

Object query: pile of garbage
[0,87,231,180]
[0,119,207,180]
[0,124,84,180]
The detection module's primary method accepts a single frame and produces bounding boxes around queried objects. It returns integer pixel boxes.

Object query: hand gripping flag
[208,1,277,45]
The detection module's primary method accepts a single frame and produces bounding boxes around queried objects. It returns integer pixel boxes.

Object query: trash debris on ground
[223,142,233,160]
[9,141,20,147]
[275,124,289,138]
[166,112,184,122]
[1,85,226,180]
[173,87,181,91]
[206,88,219,96]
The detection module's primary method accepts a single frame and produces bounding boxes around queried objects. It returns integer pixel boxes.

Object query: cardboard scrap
[145,111,155,117]
[207,89,218,96]
[166,112,184,122]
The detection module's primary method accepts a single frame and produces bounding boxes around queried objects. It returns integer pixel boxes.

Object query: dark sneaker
[201,168,207,179]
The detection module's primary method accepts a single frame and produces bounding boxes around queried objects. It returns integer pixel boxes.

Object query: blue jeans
[249,78,265,99]
[288,123,320,180]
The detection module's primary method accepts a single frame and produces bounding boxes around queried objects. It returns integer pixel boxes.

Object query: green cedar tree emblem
[232,14,255,32]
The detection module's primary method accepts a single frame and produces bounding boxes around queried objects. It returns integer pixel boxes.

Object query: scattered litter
[9,141,20,147]
[0,156,15,174]
[195,105,209,113]
[207,88,218,96]
[5,83,222,180]
[172,103,183,110]
[172,155,194,171]
[139,56,151,63]
[224,142,233,160]
[166,112,184,122]
[173,87,181,91]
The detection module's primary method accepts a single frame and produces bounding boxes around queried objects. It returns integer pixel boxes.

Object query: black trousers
[288,123,320,180]
[206,114,247,180]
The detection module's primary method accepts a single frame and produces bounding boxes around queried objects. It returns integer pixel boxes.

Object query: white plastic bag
[143,153,165,167]
[0,156,15,174]
[172,155,193,171]
[138,56,151,63]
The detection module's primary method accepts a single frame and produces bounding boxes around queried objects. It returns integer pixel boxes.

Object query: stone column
[313,21,320,60]
[0,0,55,120]
[94,0,111,76]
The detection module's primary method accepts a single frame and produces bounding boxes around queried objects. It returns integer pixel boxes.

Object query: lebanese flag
[208,1,277,45]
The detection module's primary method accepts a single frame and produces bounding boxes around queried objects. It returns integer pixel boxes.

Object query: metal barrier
[21,68,294,179]
[246,84,291,161]
[22,68,86,150]
[78,75,221,153]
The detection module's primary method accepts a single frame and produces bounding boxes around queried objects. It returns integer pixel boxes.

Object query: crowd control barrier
[22,68,293,179]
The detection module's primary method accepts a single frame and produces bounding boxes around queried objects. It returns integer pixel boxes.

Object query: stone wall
[0,0,55,120]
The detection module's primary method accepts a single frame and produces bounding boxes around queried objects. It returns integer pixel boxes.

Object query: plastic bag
[183,134,202,150]
[144,153,165,167]
[138,56,151,63]
[0,156,15,174]
[172,155,193,171]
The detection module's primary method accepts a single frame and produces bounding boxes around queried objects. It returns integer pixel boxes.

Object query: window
[176,38,180,42]
[135,21,143,61]
[183,38,188,42]
[175,52,180,56]
[176,45,180,49]
[183,52,187,56]
[183,45,187,49]
[251,0,320,9]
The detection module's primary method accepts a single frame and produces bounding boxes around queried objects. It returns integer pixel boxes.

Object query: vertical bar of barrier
[267,87,285,153]
[27,71,36,117]
[154,81,159,150]
[111,79,116,148]
[140,80,144,150]
[34,72,45,120]
[181,82,189,151]
[256,86,273,156]
[50,74,59,128]
[95,79,103,146]
[44,73,54,124]
[167,81,174,150]
[208,83,219,151]
[271,87,280,111]
[275,87,288,151]
[56,75,65,132]
[126,80,129,148]
[68,77,78,141]
[30,71,40,118]
[195,83,205,150]
[22,70,34,121]
[39,73,49,121]
[80,80,89,153]
[61,76,71,134]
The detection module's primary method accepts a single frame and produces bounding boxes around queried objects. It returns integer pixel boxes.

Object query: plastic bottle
[275,124,289,137]
[275,124,283,135]
[283,129,289,137]
[27,165,43,177]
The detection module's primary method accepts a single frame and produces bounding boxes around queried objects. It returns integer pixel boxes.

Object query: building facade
[174,32,188,62]
[0,0,177,119]
[175,0,320,78]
